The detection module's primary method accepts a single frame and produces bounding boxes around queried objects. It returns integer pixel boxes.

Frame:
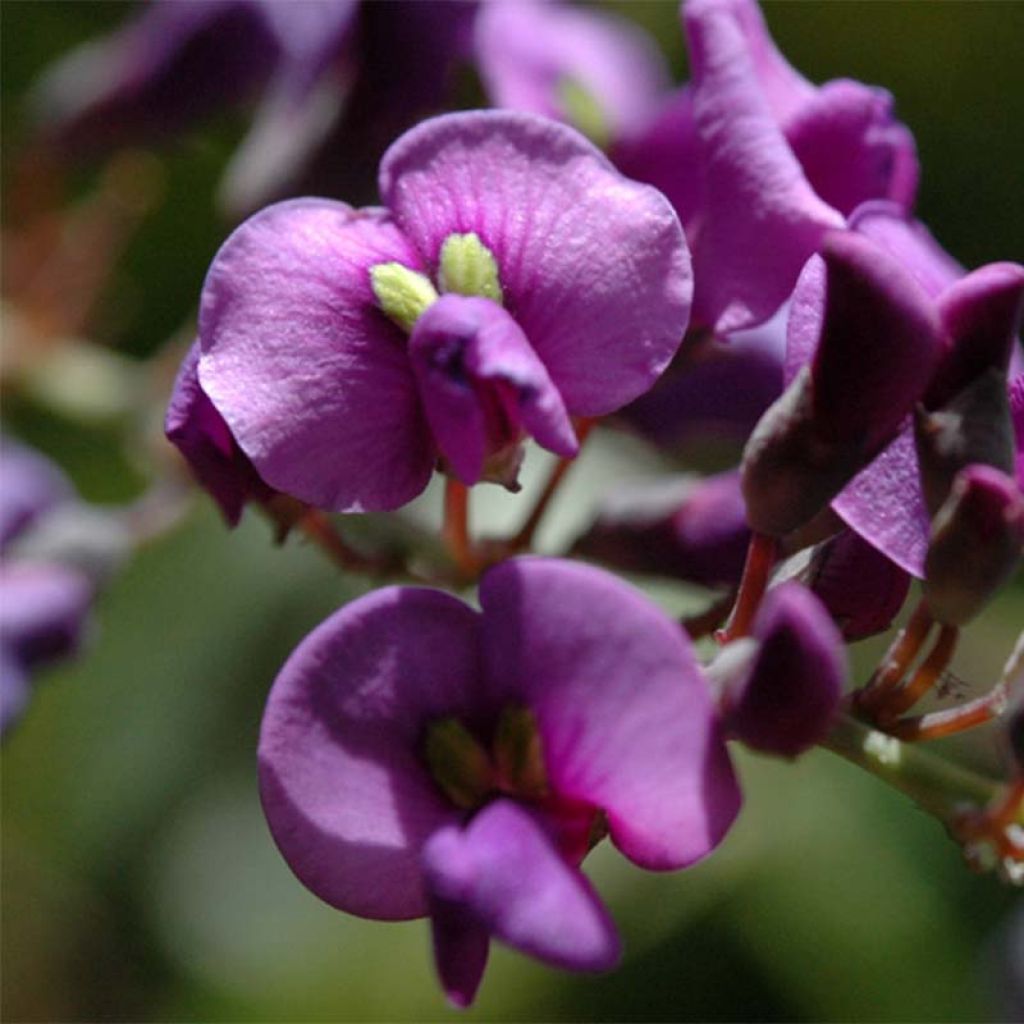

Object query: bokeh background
[3,2,1023,1021]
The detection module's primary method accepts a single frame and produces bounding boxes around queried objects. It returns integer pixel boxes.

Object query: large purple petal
[786,79,919,217]
[409,295,576,485]
[422,799,620,973]
[379,110,692,415]
[474,0,669,140]
[479,558,741,871]
[684,0,843,334]
[198,199,435,513]
[258,586,486,920]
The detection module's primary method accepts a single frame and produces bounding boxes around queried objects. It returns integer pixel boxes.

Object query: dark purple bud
[914,368,1015,518]
[722,582,845,758]
[164,341,275,526]
[926,262,1024,410]
[802,529,910,641]
[573,471,750,587]
[923,464,1024,626]
[742,230,943,537]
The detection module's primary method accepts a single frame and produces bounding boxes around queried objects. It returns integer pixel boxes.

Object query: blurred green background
[2,3,1023,1021]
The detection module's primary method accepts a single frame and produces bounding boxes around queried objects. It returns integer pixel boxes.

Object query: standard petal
[480,558,741,870]
[198,199,435,513]
[409,295,576,485]
[474,0,670,142]
[786,79,919,216]
[422,799,620,972]
[379,110,692,415]
[258,586,485,920]
[684,0,843,334]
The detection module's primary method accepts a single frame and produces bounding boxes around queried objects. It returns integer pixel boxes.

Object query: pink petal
[379,110,692,415]
[198,198,435,513]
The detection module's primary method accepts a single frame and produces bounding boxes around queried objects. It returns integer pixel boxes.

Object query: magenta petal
[409,295,576,485]
[428,895,490,1009]
[684,0,843,333]
[380,110,692,415]
[847,201,963,299]
[198,199,435,513]
[475,0,670,139]
[1011,374,1024,490]
[423,799,620,973]
[786,79,919,216]
[258,587,485,921]
[479,558,741,870]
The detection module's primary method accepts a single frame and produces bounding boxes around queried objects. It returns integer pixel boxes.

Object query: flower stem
[716,532,777,643]
[855,598,933,715]
[877,624,959,722]
[297,508,389,576]
[820,713,998,823]
[511,418,595,552]
[443,477,479,577]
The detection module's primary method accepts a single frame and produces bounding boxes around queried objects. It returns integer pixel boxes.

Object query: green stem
[820,713,999,824]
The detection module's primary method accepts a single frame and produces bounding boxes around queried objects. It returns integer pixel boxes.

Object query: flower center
[423,704,549,811]
[369,232,503,333]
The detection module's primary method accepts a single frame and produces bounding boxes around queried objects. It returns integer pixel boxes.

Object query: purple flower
[258,558,740,1006]
[786,205,1024,575]
[0,438,93,735]
[719,582,845,758]
[196,110,692,512]
[30,0,475,216]
[615,0,918,336]
[164,340,275,527]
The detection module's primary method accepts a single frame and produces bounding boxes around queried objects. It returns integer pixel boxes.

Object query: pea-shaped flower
[258,558,739,1006]
[196,110,692,512]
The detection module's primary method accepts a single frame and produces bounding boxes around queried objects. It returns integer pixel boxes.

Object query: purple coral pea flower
[719,582,845,758]
[258,557,740,1006]
[165,341,275,527]
[786,205,1024,575]
[614,0,918,337]
[196,110,692,513]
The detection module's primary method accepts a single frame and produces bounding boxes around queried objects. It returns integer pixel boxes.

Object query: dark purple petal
[684,0,843,333]
[379,110,692,415]
[408,295,576,486]
[0,438,71,551]
[164,341,274,526]
[804,530,910,641]
[198,199,435,513]
[1011,374,1024,490]
[724,583,845,758]
[428,894,490,1009]
[786,79,918,216]
[422,799,620,973]
[258,586,485,921]
[574,471,751,587]
[847,201,963,299]
[479,558,741,870]
[475,0,669,141]
[31,1,278,155]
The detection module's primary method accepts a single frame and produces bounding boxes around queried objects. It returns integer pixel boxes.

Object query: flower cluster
[144,0,1024,1006]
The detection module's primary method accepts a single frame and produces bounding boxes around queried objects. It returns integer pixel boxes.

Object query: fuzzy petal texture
[379,110,692,415]
[684,0,843,334]
[258,587,485,920]
[164,341,273,525]
[480,559,740,870]
[198,199,435,513]
[475,0,669,142]
[408,295,576,485]
[724,583,845,758]
[423,799,620,973]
